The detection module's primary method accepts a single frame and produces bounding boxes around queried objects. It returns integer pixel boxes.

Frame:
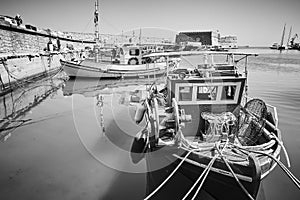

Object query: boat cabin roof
[143,50,258,58]
[165,53,250,107]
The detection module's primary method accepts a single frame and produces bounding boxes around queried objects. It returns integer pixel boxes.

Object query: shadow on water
[99,170,146,200]
[65,77,167,199]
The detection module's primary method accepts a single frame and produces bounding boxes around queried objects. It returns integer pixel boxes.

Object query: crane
[290,33,298,46]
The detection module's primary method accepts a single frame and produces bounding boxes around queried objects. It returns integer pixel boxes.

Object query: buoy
[134,103,146,124]
[179,72,186,79]
[130,129,148,164]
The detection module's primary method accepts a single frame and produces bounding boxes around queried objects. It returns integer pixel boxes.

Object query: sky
[1,0,300,46]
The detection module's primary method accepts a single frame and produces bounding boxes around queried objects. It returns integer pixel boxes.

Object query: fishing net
[238,99,267,146]
[237,120,264,146]
[244,98,267,121]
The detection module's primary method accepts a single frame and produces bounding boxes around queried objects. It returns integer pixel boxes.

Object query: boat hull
[145,146,261,200]
[60,60,169,79]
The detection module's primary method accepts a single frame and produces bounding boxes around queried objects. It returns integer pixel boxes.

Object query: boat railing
[169,67,240,80]
[151,51,257,79]
[266,103,279,128]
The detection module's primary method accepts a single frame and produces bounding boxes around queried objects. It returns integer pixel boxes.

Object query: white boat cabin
[114,44,164,65]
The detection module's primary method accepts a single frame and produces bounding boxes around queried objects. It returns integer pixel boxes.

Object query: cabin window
[196,86,217,101]
[129,49,140,56]
[221,86,236,100]
[179,86,193,101]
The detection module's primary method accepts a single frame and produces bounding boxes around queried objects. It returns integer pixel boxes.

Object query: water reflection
[63,77,166,173]
[63,77,163,98]
[0,73,67,142]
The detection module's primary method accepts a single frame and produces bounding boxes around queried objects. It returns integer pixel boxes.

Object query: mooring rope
[234,145,300,190]
[191,141,230,200]
[269,131,291,167]
[1,58,35,84]
[215,144,255,200]
[143,148,199,200]
[181,141,225,200]
[190,154,218,200]
[1,57,65,89]
[0,119,32,136]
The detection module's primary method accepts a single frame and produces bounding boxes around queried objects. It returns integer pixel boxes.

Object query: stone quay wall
[0,24,95,54]
[0,24,170,54]
[0,22,91,95]
[0,52,77,95]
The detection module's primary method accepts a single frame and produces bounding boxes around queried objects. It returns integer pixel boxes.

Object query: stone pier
[0,19,93,95]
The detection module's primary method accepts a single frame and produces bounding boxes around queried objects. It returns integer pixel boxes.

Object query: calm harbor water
[0,48,300,200]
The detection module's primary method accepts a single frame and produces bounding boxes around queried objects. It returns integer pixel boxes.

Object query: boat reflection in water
[0,72,67,142]
[63,77,164,99]
[62,76,167,173]
[62,76,165,139]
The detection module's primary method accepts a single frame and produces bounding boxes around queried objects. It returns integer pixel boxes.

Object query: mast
[287,26,292,48]
[94,0,100,44]
[139,28,142,45]
[94,0,100,62]
[280,23,286,48]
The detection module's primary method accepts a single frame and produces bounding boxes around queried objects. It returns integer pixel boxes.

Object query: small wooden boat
[60,58,175,79]
[130,52,298,200]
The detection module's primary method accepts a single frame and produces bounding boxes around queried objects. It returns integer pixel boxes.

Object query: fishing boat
[130,51,299,200]
[269,42,280,49]
[60,48,179,79]
[61,0,178,79]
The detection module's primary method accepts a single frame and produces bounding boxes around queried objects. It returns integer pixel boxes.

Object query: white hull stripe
[173,154,253,182]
